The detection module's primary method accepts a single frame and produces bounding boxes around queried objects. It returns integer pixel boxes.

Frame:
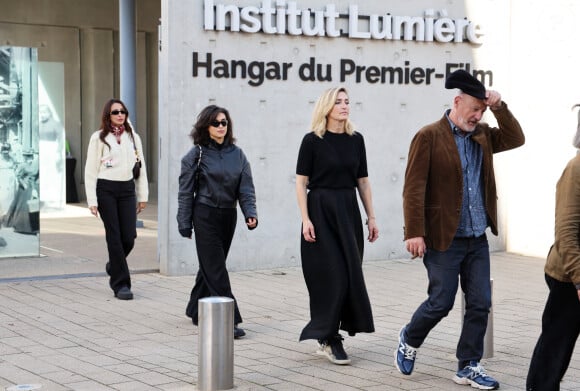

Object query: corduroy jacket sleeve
[483,102,526,153]
[403,130,432,241]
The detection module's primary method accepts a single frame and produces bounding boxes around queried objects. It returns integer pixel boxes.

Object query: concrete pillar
[119,0,137,129]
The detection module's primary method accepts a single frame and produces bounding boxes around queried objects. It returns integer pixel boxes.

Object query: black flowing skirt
[299,187,374,341]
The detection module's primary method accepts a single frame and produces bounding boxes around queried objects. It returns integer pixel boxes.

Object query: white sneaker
[316,335,351,365]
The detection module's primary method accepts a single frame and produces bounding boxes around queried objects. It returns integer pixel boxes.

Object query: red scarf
[112,125,125,144]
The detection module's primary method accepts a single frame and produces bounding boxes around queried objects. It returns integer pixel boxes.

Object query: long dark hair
[99,99,134,148]
[190,105,236,145]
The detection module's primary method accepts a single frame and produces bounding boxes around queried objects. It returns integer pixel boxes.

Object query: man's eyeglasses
[110,110,128,115]
[210,120,228,127]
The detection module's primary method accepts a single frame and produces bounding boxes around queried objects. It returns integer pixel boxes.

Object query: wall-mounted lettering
[192,51,493,87]
[203,0,484,44]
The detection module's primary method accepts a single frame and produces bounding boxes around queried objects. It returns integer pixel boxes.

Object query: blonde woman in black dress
[295,87,379,365]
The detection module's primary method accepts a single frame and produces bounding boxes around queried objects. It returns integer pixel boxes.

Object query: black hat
[445,70,486,100]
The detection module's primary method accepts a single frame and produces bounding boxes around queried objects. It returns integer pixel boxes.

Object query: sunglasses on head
[110,110,128,115]
[210,119,228,127]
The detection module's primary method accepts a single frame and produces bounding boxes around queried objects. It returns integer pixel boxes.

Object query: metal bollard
[461,278,493,359]
[198,297,234,391]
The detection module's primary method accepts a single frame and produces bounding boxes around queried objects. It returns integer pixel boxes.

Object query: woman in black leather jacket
[177,105,257,338]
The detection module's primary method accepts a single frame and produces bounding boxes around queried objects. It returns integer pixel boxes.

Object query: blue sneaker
[453,361,499,390]
[394,325,417,375]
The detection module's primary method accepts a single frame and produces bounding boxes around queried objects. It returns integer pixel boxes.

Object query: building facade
[3,0,580,274]
[159,0,580,275]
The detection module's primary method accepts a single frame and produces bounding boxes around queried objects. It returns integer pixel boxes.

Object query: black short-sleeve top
[296,131,368,189]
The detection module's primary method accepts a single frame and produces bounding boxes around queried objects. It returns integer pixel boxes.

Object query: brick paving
[1,253,579,390]
[0,205,578,390]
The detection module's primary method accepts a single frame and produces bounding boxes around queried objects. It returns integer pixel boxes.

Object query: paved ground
[0,204,579,390]
[0,203,158,280]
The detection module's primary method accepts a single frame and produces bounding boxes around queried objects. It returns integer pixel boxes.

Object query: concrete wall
[503,0,580,257]
[159,0,533,275]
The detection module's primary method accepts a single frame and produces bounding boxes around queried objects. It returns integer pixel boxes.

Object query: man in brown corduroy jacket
[394,70,525,390]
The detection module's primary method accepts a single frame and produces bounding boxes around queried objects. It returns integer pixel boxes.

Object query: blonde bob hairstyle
[311,87,355,138]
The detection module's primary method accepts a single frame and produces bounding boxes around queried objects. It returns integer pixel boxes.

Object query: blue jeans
[405,235,491,369]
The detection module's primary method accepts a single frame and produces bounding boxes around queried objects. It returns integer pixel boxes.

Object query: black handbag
[133,160,141,179]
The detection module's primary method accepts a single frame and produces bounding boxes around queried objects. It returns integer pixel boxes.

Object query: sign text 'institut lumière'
[194,1,490,87]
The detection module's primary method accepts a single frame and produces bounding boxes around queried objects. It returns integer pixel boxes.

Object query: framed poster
[0,46,39,258]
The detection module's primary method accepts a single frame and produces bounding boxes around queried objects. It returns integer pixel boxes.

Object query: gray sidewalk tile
[1,253,580,390]
[109,381,163,391]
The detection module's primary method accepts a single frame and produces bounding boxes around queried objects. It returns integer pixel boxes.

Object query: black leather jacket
[177,141,257,234]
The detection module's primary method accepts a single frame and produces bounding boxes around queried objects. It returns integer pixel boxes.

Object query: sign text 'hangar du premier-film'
[192,0,492,87]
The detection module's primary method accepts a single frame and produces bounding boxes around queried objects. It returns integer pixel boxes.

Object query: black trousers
[96,179,136,294]
[527,274,580,390]
[186,203,242,325]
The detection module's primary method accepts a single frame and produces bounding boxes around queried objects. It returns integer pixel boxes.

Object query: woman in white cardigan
[84,99,148,300]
